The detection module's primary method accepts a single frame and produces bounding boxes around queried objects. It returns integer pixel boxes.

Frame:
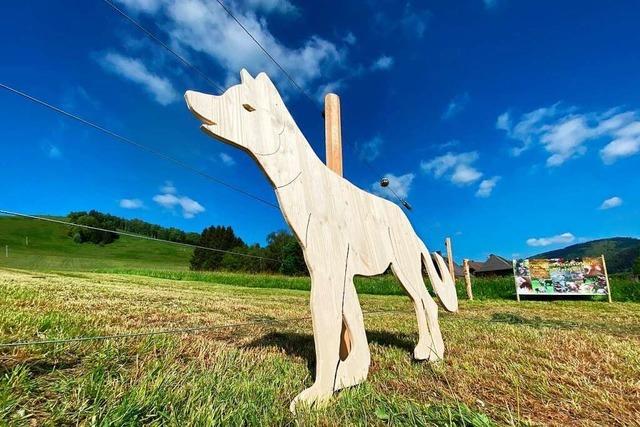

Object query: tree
[190,226,245,271]
[264,230,307,275]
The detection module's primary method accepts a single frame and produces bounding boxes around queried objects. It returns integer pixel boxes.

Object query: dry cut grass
[1,268,639,426]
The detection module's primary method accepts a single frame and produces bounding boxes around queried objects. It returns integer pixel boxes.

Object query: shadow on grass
[244,329,418,375]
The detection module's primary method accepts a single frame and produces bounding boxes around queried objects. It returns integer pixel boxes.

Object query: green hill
[0,216,192,271]
[532,237,640,274]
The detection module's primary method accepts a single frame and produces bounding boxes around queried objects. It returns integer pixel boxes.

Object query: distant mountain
[532,237,640,274]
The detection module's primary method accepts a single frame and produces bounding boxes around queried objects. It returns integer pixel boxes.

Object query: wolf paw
[414,342,443,362]
[289,385,333,413]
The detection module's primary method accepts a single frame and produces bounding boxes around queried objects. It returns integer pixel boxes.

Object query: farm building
[469,254,513,277]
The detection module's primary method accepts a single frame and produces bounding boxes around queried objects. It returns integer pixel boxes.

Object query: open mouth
[184,91,217,126]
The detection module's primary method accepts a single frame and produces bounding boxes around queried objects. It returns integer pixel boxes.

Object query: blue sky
[1,0,639,262]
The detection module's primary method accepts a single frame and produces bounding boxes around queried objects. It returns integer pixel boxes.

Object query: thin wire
[101,0,412,211]
[102,0,225,94]
[0,82,279,209]
[0,210,279,262]
[362,159,412,210]
[1,307,633,349]
[0,308,402,348]
[211,0,322,112]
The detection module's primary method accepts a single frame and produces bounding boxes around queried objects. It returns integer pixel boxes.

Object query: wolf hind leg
[391,259,445,362]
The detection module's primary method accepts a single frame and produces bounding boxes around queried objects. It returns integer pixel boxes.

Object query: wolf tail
[419,240,459,313]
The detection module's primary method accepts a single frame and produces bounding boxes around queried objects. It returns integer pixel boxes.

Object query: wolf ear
[240,68,254,84]
[256,72,273,87]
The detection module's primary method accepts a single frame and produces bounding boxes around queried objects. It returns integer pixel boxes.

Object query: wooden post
[445,237,455,283]
[4,245,7,258]
[601,254,613,303]
[324,93,343,176]
[325,92,351,359]
[463,259,473,300]
[25,236,29,246]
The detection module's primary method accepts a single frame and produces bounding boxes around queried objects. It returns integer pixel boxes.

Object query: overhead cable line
[101,0,411,211]
[0,83,279,209]
[102,0,225,94]
[211,0,322,112]
[208,1,414,210]
[0,210,279,262]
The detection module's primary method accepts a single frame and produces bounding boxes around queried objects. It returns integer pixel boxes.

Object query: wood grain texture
[185,70,458,411]
[324,93,343,176]
[463,259,474,300]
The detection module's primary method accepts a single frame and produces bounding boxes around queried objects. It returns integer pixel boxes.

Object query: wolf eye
[242,103,256,112]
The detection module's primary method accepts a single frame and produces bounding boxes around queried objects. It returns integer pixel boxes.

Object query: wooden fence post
[463,259,473,300]
[445,237,455,283]
[325,92,351,358]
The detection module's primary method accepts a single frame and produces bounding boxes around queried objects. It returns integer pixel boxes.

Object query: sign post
[601,255,613,303]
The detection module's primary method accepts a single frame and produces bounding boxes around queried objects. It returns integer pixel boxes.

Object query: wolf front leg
[290,248,348,412]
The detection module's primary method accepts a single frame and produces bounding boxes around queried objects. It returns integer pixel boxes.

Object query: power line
[102,0,225,94]
[211,0,322,111]
[100,0,412,211]
[362,160,412,210]
[0,82,279,209]
[206,0,414,210]
[0,210,279,262]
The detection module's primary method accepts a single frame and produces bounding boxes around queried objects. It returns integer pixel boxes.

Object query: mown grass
[1,268,639,426]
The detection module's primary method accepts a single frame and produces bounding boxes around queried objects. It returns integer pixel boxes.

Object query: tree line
[66,210,307,276]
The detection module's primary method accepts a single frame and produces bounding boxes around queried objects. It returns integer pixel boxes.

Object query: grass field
[1,268,639,426]
[0,216,192,271]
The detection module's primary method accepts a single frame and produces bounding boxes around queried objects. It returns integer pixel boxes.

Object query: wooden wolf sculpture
[185,70,458,411]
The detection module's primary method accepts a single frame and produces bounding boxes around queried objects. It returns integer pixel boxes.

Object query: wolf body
[185,70,458,411]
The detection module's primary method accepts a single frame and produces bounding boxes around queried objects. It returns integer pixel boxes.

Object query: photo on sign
[513,257,608,296]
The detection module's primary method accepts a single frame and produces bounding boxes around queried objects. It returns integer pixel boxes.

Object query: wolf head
[185,69,287,157]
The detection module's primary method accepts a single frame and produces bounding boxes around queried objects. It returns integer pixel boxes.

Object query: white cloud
[100,52,178,105]
[243,0,298,15]
[219,152,236,166]
[442,93,470,120]
[116,0,163,13]
[358,135,383,162]
[600,120,640,163]
[401,4,430,39]
[47,145,62,159]
[119,198,144,209]
[153,192,205,218]
[143,0,344,93]
[160,181,177,194]
[496,112,511,131]
[599,196,623,210]
[475,176,500,198]
[421,151,483,185]
[372,172,415,200]
[371,55,394,71]
[343,32,357,45]
[497,104,640,166]
[526,232,575,247]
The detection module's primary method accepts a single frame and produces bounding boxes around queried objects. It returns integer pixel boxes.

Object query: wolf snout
[184,90,216,125]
